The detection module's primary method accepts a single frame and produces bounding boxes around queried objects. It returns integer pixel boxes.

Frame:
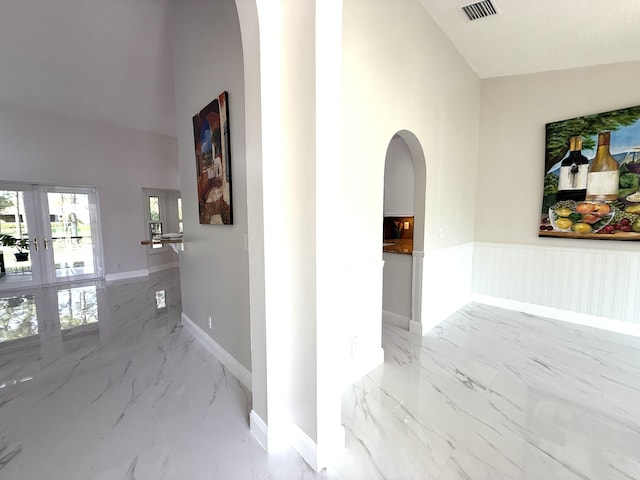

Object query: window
[148,195,163,249]
[142,189,181,253]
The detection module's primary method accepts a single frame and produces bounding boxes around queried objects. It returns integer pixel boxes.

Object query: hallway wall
[170,0,251,370]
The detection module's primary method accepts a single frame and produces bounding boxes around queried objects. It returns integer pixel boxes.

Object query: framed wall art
[192,91,233,225]
[540,104,640,240]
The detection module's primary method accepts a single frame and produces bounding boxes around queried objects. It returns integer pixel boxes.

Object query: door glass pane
[0,189,33,284]
[149,196,163,249]
[149,196,160,221]
[48,192,95,278]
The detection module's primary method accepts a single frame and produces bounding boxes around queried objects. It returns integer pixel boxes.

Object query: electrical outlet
[350,336,359,357]
[207,316,212,329]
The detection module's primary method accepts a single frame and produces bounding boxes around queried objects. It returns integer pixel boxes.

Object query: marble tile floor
[0,270,639,479]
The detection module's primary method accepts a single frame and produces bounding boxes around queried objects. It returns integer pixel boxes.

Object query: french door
[0,184,103,291]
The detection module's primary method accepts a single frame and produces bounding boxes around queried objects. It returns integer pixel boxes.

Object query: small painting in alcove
[383,216,413,254]
[192,91,233,225]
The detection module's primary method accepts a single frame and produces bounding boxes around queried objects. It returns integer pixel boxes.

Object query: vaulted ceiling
[0,0,638,138]
[418,0,640,78]
[0,0,175,137]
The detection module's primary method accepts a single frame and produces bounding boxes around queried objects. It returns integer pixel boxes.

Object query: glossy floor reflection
[347,306,640,480]
[1,270,639,479]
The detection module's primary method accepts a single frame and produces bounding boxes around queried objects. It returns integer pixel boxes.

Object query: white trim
[250,410,269,451]
[475,240,640,257]
[382,310,410,329]
[471,293,640,338]
[104,262,179,282]
[148,261,180,274]
[105,269,148,282]
[282,419,345,471]
[285,420,319,470]
[424,241,475,255]
[181,312,253,390]
[409,320,422,335]
[411,250,424,327]
[383,212,415,217]
[250,411,345,471]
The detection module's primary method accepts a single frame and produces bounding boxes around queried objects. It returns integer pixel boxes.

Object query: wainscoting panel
[473,242,640,325]
[421,243,474,332]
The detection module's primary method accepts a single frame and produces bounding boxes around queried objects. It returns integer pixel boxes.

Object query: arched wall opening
[382,130,426,331]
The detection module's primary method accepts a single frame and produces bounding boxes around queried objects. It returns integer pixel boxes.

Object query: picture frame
[192,91,233,225]
[540,105,640,240]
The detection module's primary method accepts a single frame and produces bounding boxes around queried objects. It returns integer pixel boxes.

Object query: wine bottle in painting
[556,135,588,202]
[586,131,620,202]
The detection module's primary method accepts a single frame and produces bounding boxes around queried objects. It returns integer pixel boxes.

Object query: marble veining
[1,270,639,479]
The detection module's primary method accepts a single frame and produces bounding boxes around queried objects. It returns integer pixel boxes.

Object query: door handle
[43,238,49,250]
[33,238,38,251]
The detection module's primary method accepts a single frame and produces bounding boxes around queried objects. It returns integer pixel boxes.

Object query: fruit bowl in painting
[548,202,615,234]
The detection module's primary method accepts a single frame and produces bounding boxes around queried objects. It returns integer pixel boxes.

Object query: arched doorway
[382,130,426,333]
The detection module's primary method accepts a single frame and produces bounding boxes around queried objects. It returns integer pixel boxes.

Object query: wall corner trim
[283,419,345,472]
[250,410,268,451]
[181,312,253,390]
[409,320,423,335]
[382,310,410,329]
[286,419,319,470]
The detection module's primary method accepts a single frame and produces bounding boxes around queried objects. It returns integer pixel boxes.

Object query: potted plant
[0,233,30,262]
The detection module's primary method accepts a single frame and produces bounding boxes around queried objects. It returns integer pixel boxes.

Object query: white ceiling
[0,0,639,138]
[417,0,640,78]
[0,0,176,137]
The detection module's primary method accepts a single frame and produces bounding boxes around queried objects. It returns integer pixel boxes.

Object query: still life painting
[540,105,640,240]
[192,91,233,225]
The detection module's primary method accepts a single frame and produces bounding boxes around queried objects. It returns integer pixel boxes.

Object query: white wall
[0,104,179,276]
[384,135,414,216]
[342,0,481,339]
[474,61,640,324]
[382,253,412,321]
[171,0,251,370]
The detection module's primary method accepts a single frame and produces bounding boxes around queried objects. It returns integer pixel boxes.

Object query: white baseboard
[286,420,319,470]
[104,269,148,282]
[148,261,180,274]
[105,263,180,282]
[250,410,268,450]
[471,293,640,339]
[284,419,345,472]
[409,320,422,335]
[181,312,253,390]
[382,310,410,329]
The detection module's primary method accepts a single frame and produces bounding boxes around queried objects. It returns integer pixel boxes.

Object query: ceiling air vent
[461,0,498,21]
